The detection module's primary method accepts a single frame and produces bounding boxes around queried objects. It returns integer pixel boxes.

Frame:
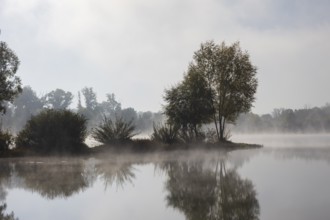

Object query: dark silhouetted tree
[0,40,22,114]
[16,109,87,154]
[164,66,214,140]
[192,41,258,141]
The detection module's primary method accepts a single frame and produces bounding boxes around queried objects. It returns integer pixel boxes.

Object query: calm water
[1,134,330,220]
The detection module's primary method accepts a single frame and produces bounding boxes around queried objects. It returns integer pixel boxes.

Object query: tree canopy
[42,89,73,109]
[165,66,214,138]
[164,41,258,141]
[193,41,258,140]
[0,41,22,114]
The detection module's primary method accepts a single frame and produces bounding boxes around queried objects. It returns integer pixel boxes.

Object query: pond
[1,134,330,220]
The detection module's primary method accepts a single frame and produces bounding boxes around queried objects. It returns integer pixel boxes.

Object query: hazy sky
[0,0,329,114]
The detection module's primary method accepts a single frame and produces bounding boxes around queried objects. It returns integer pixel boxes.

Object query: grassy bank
[1,139,262,158]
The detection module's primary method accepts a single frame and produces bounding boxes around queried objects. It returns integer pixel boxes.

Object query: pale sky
[0,0,329,114]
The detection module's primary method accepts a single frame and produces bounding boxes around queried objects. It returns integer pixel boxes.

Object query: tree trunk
[218,116,226,141]
[213,114,220,140]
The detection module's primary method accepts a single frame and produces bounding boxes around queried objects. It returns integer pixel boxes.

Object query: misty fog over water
[1,134,330,220]
[232,133,330,147]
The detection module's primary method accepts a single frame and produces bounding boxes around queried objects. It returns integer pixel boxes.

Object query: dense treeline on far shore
[0,86,164,134]
[1,86,328,137]
[232,104,330,133]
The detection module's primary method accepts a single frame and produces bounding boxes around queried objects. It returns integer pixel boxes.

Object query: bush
[0,129,13,153]
[179,128,206,144]
[16,109,87,154]
[92,116,136,145]
[151,123,181,145]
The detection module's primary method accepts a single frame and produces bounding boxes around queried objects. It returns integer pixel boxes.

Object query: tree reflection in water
[96,161,136,189]
[164,159,259,220]
[0,162,17,219]
[0,153,259,220]
[14,161,89,199]
[0,203,18,220]
[0,159,137,201]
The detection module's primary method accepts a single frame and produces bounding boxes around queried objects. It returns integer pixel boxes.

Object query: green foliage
[151,123,181,145]
[179,128,206,144]
[0,41,22,114]
[15,109,87,154]
[164,40,258,142]
[92,116,136,145]
[164,66,214,138]
[193,41,258,140]
[0,129,13,152]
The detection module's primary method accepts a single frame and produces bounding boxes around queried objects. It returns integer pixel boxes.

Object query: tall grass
[92,116,136,145]
[151,123,181,144]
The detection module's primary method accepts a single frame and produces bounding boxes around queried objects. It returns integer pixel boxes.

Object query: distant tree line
[232,104,330,133]
[0,86,164,134]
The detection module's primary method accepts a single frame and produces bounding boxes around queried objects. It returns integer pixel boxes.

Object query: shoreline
[0,141,262,158]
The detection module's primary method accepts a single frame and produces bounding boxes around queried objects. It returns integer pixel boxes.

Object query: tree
[98,93,122,120]
[42,89,73,109]
[16,109,88,154]
[164,66,214,138]
[81,87,98,111]
[0,40,22,114]
[120,107,137,124]
[192,41,258,141]
[11,86,43,132]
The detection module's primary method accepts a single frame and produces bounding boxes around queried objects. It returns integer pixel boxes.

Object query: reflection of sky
[2,141,330,219]
[237,151,330,220]
[0,0,330,113]
[5,164,184,220]
[232,134,330,147]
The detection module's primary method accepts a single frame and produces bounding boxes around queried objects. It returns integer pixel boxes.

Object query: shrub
[92,116,136,145]
[0,129,13,153]
[16,109,87,154]
[151,123,181,145]
[179,128,205,144]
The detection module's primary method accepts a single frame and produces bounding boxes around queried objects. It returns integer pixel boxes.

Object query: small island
[1,40,261,157]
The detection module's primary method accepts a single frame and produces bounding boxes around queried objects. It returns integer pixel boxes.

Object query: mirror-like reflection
[1,141,330,220]
[14,161,88,199]
[95,161,136,188]
[164,160,259,220]
[0,153,260,220]
[0,203,18,220]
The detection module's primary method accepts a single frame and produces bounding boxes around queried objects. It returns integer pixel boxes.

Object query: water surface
[1,134,330,220]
